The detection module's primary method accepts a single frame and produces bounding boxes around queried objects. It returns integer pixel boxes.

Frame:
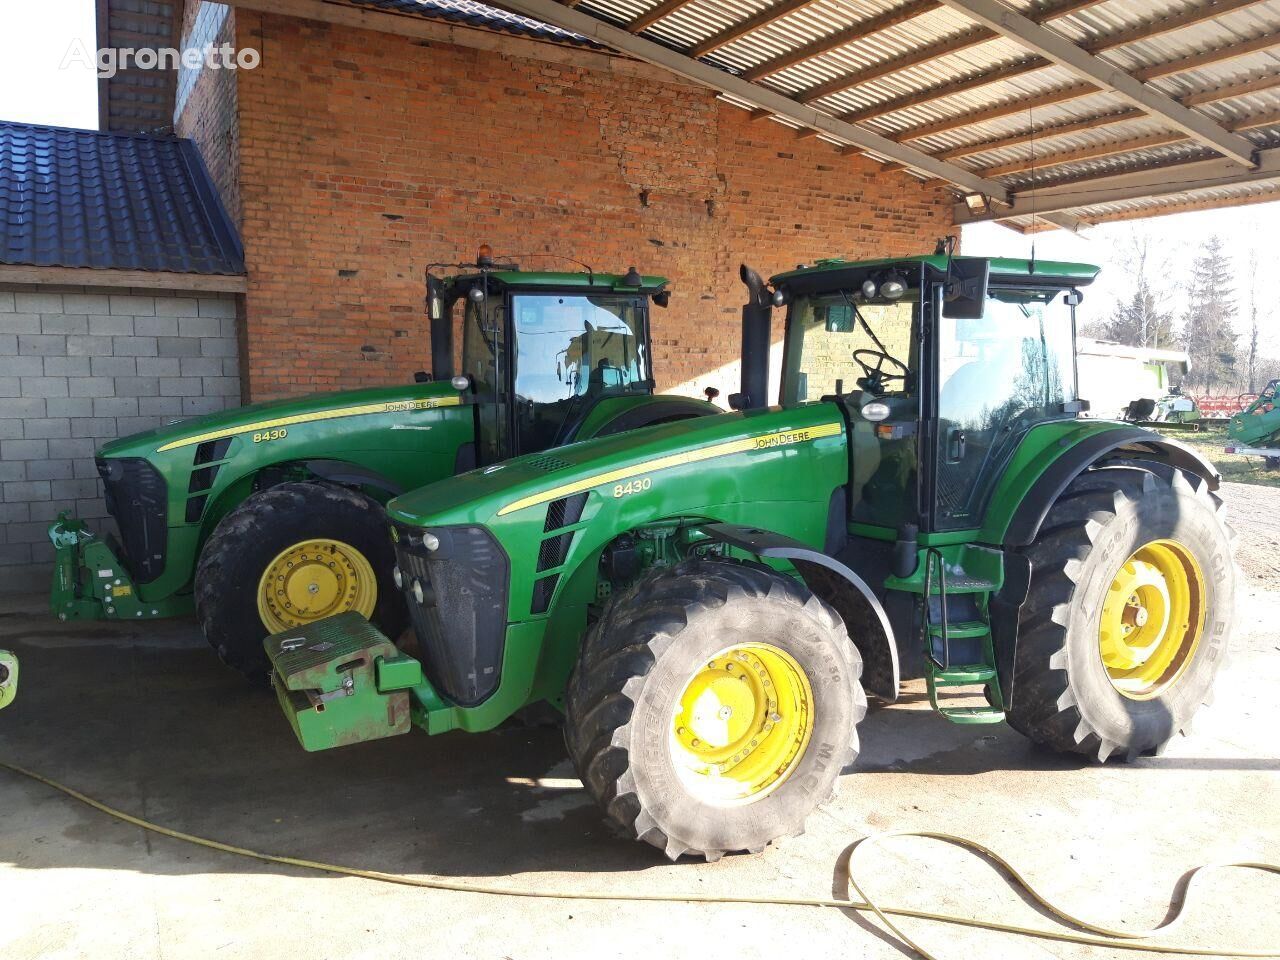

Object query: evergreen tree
[1180,235,1238,392]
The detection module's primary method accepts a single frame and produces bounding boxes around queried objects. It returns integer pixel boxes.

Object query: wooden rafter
[741,0,938,82]
[937,0,1257,165]
[836,0,1270,126]
[875,30,1280,171]
[742,0,1108,86]
[625,0,697,34]
[978,108,1280,179]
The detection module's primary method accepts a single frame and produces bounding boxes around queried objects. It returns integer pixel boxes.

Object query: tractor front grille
[392,523,510,707]
[97,457,168,584]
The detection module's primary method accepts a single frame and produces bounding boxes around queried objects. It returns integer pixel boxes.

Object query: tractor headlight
[421,532,440,552]
[879,275,906,300]
[412,580,425,604]
[393,565,403,589]
[860,279,878,300]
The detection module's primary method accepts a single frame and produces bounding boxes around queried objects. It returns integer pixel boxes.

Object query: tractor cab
[428,254,683,465]
[769,252,1096,536]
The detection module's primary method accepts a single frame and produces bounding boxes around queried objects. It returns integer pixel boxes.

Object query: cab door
[932,287,1080,530]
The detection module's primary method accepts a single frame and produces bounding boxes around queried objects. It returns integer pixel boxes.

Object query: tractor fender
[698,521,899,702]
[1003,428,1221,547]
[586,398,719,440]
[296,460,405,498]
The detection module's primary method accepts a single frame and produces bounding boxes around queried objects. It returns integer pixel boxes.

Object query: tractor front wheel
[565,559,866,861]
[1007,467,1233,761]
[195,482,406,681]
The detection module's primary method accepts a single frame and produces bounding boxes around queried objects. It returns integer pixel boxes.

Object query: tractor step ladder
[922,548,1005,725]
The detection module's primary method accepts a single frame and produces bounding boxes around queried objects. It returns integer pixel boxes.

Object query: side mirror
[942,259,989,320]
[652,291,671,308]
[704,386,720,402]
[728,392,749,411]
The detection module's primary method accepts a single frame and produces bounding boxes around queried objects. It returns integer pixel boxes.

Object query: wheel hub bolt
[718,706,733,720]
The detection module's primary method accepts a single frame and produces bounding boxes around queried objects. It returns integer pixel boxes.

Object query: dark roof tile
[0,121,244,276]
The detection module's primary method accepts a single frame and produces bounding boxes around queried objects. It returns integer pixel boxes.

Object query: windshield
[512,293,650,452]
[782,293,919,403]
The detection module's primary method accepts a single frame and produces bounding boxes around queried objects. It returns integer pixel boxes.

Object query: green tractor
[49,252,718,678]
[265,250,1234,860]
[1226,379,1280,468]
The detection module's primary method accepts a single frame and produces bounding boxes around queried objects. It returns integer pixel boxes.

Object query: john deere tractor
[49,253,718,678]
[265,250,1233,860]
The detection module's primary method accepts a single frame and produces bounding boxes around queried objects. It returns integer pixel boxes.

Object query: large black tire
[1007,465,1234,761]
[565,559,866,861]
[194,482,407,681]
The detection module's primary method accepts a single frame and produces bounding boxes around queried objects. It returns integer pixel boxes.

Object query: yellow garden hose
[4,759,1276,960]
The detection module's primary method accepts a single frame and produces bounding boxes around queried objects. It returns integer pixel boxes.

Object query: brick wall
[0,286,240,583]
[176,2,241,225]
[230,12,952,401]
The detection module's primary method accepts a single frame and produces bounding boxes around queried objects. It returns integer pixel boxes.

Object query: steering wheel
[852,349,909,394]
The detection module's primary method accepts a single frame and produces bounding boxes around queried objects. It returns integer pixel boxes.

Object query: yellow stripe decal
[497,422,843,517]
[155,395,463,453]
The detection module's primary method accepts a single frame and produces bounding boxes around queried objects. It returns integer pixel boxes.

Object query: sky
[0,1,99,130]
[965,205,1280,355]
[2,2,1279,356]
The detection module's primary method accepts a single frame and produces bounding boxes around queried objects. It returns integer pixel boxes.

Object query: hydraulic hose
[3,760,1276,960]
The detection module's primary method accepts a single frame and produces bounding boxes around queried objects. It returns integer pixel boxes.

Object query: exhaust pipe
[736,264,772,411]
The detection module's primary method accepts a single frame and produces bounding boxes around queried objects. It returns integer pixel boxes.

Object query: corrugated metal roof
[0,122,245,276]
[523,0,1280,228]
[352,0,601,46]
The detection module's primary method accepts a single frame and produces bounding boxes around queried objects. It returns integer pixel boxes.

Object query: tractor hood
[386,404,846,530]
[97,380,465,459]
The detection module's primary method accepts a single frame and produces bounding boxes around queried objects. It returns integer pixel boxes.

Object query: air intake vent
[194,437,233,465]
[525,455,571,473]
[537,532,574,572]
[544,492,587,532]
[531,574,559,614]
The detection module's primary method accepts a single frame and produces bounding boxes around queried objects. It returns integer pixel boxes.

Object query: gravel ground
[1222,481,1280,589]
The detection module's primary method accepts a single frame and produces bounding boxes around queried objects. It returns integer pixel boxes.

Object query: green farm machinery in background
[265,247,1234,860]
[1226,379,1280,468]
[48,250,719,678]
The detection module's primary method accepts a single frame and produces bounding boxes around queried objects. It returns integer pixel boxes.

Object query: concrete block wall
[0,284,242,585]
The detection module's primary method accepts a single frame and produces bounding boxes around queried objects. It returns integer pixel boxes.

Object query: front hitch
[47,512,180,621]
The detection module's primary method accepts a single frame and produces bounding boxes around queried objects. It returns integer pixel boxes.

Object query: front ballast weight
[265,611,426,751]
[48,513,186,622]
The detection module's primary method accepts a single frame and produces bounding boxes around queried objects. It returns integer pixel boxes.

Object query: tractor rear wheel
[564,559,865,861]
[195,482,406,681]
[1007,466,1233,761]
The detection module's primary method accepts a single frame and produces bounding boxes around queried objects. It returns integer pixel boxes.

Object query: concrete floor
[3,483,1279,959]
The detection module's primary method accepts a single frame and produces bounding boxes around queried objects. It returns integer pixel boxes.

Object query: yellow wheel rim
[670,643,814,806]
[256,538,378,634]
[1098,539,1205,700]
